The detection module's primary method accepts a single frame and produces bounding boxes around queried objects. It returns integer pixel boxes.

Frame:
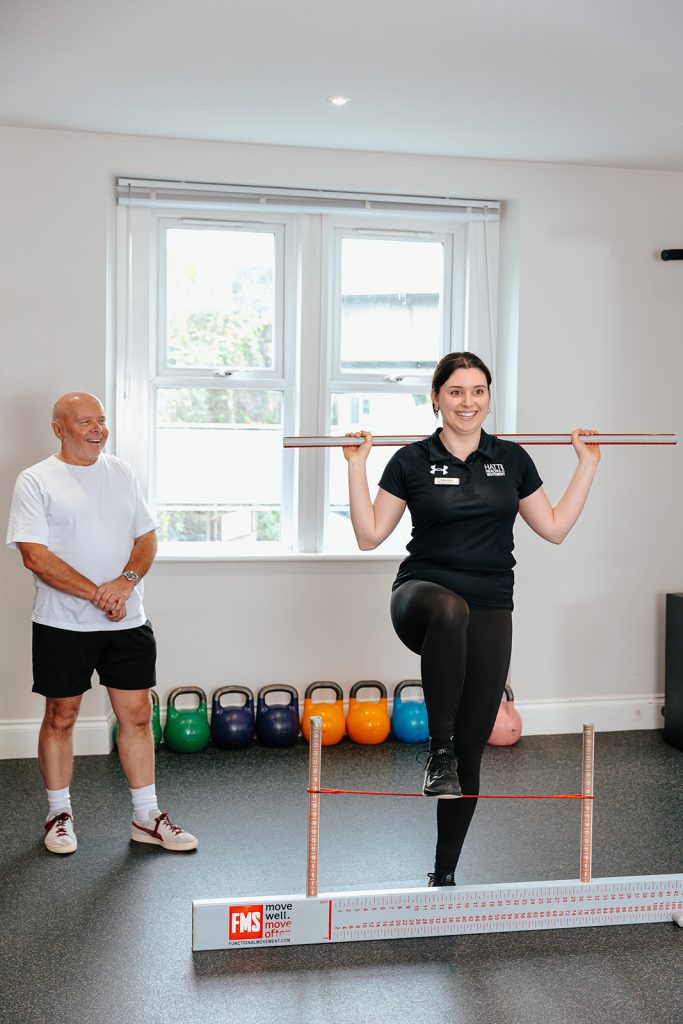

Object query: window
[116,180,501,556]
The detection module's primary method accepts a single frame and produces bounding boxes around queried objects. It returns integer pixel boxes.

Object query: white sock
[130,783,159,822]
[46,786,72,817]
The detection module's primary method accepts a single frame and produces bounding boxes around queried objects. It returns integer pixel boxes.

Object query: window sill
[156,545,405,563]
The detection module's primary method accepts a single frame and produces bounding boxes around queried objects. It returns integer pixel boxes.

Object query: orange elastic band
[309,787,594,800]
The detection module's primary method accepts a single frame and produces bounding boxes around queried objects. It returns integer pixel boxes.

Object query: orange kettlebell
[346,680,391,745]
[487,684,523,746]
[301,682,346,746]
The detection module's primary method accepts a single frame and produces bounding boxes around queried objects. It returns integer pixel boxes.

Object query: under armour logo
[430,464,448,475]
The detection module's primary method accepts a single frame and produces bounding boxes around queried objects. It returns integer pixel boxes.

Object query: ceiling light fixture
[327,95,351,107]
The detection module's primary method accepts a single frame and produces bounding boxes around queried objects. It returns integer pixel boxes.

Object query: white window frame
[156,216,289,382]
[316,216,470,553]
[115,179,501,559]
[326,218,465,385]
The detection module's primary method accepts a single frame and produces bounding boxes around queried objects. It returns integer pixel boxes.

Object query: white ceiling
[2,0,682,171]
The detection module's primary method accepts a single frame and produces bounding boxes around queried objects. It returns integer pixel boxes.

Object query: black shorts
[32,621,157,699]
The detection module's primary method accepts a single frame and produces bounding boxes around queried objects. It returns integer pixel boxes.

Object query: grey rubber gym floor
[1,730,681,1024]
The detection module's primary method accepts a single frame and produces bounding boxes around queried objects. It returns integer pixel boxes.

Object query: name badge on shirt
[434,477,460,486]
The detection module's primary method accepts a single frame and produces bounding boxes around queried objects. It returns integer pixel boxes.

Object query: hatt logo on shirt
[484,463,505,477]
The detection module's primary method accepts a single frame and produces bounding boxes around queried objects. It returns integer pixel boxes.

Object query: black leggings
[390,580,512,873]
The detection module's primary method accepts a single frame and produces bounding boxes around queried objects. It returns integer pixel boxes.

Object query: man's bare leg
[39,695,82,853]
[108,687,154,788]
[108,687,198,852]
[38,695,82,789]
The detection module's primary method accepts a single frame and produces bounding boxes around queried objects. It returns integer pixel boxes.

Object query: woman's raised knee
[429,591,469,630]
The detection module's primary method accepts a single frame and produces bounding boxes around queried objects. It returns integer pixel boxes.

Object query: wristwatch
[121,570,139,584]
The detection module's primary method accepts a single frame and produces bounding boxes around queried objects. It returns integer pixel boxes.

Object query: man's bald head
[52,392,105,425]
[51,393,109,466]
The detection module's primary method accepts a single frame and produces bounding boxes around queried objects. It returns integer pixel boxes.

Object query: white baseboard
[514,695,665,736]
[0,713,116,760]
[0,694,665,760]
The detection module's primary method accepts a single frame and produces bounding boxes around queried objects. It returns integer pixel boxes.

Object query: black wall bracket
[661,249,683,260]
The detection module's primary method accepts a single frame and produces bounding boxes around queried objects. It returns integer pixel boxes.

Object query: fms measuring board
[192,874,683,951]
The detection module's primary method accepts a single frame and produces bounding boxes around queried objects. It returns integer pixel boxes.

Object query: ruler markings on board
[192,875,683,950]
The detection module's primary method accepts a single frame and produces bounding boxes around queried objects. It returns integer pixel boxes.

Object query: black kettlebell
[256,685,300,747]
[211,686,256,750]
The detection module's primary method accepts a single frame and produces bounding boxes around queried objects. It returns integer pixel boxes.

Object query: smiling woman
[342,350,600,886]
[430,352,492,452]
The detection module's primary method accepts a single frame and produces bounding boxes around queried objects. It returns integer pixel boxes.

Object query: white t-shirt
[6,453,157,631]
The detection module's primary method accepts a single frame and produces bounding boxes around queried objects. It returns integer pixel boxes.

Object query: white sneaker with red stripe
[131,810,198,851]
[44,811,78,854]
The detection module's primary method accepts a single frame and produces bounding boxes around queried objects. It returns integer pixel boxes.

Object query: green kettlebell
[164,686,211,753]
[113,689,162,749]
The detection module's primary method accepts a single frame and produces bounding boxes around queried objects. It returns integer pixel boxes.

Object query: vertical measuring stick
[307,716,323,898]
[580,723,595,883]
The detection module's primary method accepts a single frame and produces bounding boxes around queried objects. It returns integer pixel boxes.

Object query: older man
[7,392,197,854]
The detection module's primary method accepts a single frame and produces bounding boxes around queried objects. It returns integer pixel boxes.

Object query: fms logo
[229,904,263,940]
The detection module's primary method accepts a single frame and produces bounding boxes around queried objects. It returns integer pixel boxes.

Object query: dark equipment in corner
[664,594,683,750]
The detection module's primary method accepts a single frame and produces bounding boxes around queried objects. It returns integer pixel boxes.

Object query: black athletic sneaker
[428,870,456,887]
[422,748,462,798]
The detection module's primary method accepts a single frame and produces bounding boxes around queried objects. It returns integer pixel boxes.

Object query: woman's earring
[432,403,439,415]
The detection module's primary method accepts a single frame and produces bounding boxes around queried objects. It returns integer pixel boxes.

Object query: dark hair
[432,352,492,392]
[431,352,492,413]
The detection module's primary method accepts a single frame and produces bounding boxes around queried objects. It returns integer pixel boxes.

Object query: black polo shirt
[378,428,543,609]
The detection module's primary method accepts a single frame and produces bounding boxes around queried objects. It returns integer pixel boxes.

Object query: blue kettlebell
[391,679,429,744]
[256,685,300,747]
[211,686,256,750]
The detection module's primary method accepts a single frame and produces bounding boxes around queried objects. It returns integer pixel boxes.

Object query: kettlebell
[211,686,256,750]
[346,680,391,745]
[301,682,346,746]
[391,680,429,744]
[163,686,211,753]
[487,684,523,746]
[113,689,162,749]
[256,685,300,747]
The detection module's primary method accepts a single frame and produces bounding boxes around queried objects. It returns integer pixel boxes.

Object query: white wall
[1,126,682,755]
